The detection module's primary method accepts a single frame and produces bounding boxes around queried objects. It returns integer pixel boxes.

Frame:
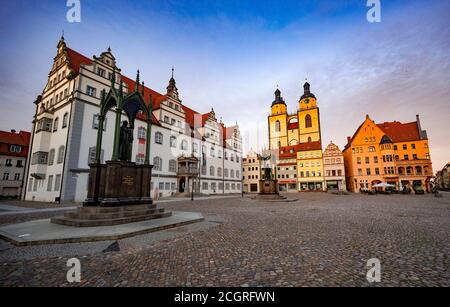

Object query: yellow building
[268,82,325,191]
[343,115,433,192]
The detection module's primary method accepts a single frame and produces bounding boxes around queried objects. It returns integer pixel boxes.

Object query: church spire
[272,87,285,106]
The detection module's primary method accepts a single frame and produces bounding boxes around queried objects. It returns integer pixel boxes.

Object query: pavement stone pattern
[0,193,449,287]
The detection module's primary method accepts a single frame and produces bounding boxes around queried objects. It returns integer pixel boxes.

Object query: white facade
[23,38,242,203]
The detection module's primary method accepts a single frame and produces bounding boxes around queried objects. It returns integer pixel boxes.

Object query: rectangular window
[97,68,105,78]
[32,152,49,165]
[28,178,33,192]
[374,156,378,163]
[2,173,9,180]
[366,168,371,175]
[165,182,170,190]
[413,154,417,160]
[375,168,380,175]
[365,157,370,164]
[403,144,407,150]
[92,114,106,131]
[357,157,361,164]
[411,144,416,149]
[86,86,97,97]
[33,178,38,191]
[47,175,54,192]
[358,169,363,176]
[54,174,61,191]
[404,155,409,160]
[14,173,20,181]
[159,182,164,190]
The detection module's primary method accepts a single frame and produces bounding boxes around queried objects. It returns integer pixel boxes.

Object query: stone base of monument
[251,179,298,202]
[0,211,204,246]
[51,204,172,227]
[50,160,175,227]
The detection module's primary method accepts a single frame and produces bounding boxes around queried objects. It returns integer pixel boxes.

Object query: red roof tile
[287,122,299,130]
[66,48,93,73]
[0,130,31,157]
[377,121,421,142]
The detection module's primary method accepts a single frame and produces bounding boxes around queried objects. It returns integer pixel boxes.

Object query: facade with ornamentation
[23,37,242,203]
[343,115,433,192]
[323,142,346,191]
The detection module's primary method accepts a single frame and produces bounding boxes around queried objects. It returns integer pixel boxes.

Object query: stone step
[64,208,165,220]
[78,204,156,214]
[51,211,172,227]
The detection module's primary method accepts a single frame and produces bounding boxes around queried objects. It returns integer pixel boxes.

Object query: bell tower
[298,81,321,143]
[268,88,288,149]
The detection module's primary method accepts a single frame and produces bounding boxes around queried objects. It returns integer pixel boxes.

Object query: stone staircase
[51,204,172,227]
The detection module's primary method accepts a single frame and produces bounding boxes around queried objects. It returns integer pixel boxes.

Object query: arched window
[62,113,69,128]
[210,147,215,157]
[368,146,375,152]
[217,167,222,177]
[224,168,229,178]
[230,169,235,178]
[170,136,177,148]
[57,146,65,164]
[275,120,281,132]
[53,118,59,132]
[236,170,240,178]
[48,149,55,165]
[155,132,163,144]
[153,156,162,171]
[169,159,177,172]
[210,166,215,176]
[305,114,312,128]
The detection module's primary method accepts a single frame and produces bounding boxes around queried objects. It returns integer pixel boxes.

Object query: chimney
[347,136,352,143]
[416,114,426,139]
[11,129,16,134]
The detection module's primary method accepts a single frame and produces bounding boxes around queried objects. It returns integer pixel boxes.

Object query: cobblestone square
[0,193,449,287]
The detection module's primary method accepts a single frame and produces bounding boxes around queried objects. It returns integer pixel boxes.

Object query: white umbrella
[372,182,396,188]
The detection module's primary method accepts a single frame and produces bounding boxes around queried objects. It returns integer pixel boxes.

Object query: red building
[0,130,31,197]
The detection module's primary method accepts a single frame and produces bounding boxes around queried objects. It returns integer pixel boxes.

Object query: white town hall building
[23,37,242,203]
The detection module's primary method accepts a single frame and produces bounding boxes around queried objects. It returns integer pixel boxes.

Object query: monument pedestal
[259,179,279,195]
[52,161,172,227]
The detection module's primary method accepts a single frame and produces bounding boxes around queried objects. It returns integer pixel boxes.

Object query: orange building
[343,115,433,192]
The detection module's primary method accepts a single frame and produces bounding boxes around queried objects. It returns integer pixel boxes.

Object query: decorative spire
[166,67,179,100]
[141,81,145,96]
[135,70,140,92]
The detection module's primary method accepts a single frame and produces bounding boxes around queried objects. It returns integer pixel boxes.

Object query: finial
[135,70,140,91]
[141,81,145,96]
[171,66,174,78]
[61,30,65,40]
[108,46,111,52]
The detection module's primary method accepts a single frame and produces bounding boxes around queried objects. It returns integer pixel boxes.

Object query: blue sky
[0,0,449,169]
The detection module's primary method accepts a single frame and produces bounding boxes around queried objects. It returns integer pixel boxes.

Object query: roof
[279,141,322,159]
[345,116,423,150]
[65,45,238,143]
[377,121,421,142]
[0,130,31,157]
[287,122,299,130]
[66,48,93,73]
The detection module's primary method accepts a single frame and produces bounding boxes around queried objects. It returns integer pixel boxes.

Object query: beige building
[242,150,261,193]
[435,162,450,191]
[323,142,346,191]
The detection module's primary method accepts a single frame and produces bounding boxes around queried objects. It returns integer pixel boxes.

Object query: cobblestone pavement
[0,193,449,287]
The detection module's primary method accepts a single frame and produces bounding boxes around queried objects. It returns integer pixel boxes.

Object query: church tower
[298,81,321,143]
[268,88,288,149]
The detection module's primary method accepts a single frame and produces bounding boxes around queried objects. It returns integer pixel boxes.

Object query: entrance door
[179,177,186,193]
